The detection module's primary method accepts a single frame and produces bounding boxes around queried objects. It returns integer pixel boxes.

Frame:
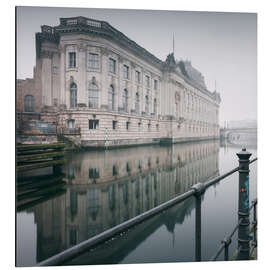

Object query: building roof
[36,16,221,103]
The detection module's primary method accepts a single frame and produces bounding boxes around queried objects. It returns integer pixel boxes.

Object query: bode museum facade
[16,16,221,148]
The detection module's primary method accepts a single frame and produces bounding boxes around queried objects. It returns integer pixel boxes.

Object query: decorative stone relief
[92,76,97,85]
[100,47,109,56]
[78,42,87,52]
[175,91,180,103]
[40,50,54,59]
[58,44,65,54]
[111,76,116,85]
[118,55,124,63]
[130,62,136,69]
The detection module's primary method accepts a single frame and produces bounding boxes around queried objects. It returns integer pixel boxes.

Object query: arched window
[145,95,149,114]
[87,189,99,220]
[135,92,140,114]
[122,88,128,112]
[123,182,128,204]
[70,83,77,108]
[108,85,115,111]
[24,95,34,112]
[70,190,78,218]
[88,83,99,108]
[109,184,116,210]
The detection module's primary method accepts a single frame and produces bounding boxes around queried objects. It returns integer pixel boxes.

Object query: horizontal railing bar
[228,218,242,240]
[205,157,257,189]
[210,218,242,261]
[249,158,258,165]
[205,167,239,189]
[211,197,258,261]
[250,242,256,258]
[38,189,195,266]
[210,243,225,261]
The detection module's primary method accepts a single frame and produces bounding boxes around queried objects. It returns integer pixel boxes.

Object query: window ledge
[66,68,78,72]
[87,68,100,72]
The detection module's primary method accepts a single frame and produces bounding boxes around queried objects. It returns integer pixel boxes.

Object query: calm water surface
[16,140,257,266]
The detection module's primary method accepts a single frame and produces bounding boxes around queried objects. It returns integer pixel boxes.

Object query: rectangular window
[69,229,77,246]
[86,20,101,28]
[89,168,100,179]
[88,53,99,69]
[53,98,58,106]
[126,121,130,130]
[109,58,116,73]
[67,19,77,25]
[146,75,150,88]
[135,71,141,84]
[52,66,58,74]
[156,124,159,131]
[123,65,129,79]
[138,122,142,131]
[69,52,76,68]
[154,80,158,90]
[148,123,151,132]
[112,120,117,130]
[89,119,99,129]
[68,119,75,129]
[112,165,118,176]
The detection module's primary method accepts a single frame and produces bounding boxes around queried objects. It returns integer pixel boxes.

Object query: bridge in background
[220,127,257,142]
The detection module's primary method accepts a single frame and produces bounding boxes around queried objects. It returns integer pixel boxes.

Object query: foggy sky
[16,6,257,125]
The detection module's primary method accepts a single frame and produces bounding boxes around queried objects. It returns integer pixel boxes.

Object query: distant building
[227,120,257,129]
[16,16,221,147]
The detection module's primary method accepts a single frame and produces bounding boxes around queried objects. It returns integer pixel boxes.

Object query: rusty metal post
[236,148,252,260]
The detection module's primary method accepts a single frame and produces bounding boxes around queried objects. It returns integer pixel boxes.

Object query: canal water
[16,140,257,266]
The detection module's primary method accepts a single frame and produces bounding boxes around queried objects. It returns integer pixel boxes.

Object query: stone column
[100,47,109,110]
[41,50,53,106]
[77,43,87,106]
[59,44,66,106]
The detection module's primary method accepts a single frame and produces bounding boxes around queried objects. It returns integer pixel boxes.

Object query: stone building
[16,64,42,121]
[17,16,221,147]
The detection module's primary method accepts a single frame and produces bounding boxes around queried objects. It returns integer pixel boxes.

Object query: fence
[37,148,257,266]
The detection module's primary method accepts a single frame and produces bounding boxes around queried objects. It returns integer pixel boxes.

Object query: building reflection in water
[19,140,220,264]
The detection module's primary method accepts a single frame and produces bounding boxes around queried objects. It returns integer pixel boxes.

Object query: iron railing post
[221,237,231,260]
[252,199,257,247]
[191,183,206,262]
[236,148,252,260]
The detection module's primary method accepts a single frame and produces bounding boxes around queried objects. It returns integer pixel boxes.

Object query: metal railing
[210,199,257,261]
[37,148,257,266]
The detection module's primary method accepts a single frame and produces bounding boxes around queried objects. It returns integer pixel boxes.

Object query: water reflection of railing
[37,148,257,266]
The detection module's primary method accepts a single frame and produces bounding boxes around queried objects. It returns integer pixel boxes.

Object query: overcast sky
[16,6,257,125]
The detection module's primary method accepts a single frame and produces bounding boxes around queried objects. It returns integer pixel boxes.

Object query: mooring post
[191,182,205,262]
[236,148,252,260]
